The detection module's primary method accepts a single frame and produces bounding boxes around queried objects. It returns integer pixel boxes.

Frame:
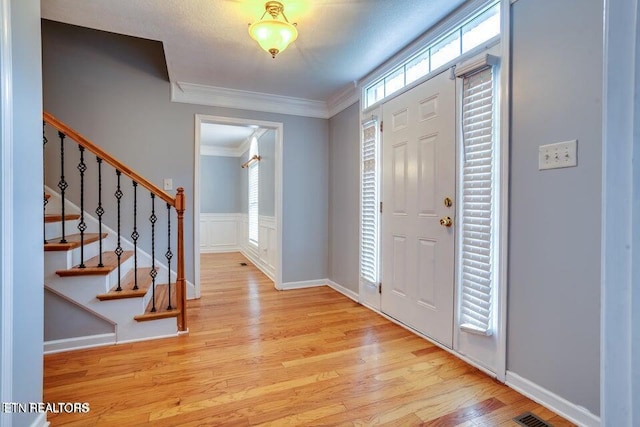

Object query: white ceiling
[201,123,256,148]
[41,0,468,106]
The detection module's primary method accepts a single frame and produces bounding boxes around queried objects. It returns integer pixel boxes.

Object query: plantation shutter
[248,162,259,245]
[459,66,495,336]
[360,118,379,285]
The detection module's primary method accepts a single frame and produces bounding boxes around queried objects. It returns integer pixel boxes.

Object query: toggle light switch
[539,140,578,170]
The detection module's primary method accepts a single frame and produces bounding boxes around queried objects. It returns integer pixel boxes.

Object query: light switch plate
[163,178,173,191]
[539,140,578,170]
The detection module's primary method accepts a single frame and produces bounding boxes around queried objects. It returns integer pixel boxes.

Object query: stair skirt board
[44,330,181,354]
[45,285,116,326]
[44,185,195,296]
[44,333,117,354]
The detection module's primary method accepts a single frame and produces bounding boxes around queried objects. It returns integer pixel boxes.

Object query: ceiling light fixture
[248,1,298,59]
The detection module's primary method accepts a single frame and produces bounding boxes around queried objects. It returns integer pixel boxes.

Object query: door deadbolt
[440,216,453,227]
[444,197,453,207]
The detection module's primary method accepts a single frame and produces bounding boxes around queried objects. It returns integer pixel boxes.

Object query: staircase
[43,112,187,352]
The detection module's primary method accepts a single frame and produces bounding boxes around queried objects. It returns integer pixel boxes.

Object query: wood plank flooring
[44,252,573,426]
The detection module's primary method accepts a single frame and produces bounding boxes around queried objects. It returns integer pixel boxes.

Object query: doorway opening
[194,115,283,296]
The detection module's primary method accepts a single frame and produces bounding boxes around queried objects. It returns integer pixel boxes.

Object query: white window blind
[248,162,259,245]
[360,118,379,285]
[459,66,495,336]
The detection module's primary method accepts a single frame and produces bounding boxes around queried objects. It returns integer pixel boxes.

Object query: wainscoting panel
[200,213,241,253]
[200,213,276,281]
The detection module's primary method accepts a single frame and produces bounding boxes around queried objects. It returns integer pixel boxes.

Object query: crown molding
[326,82,360,118]
[172,81,330,119]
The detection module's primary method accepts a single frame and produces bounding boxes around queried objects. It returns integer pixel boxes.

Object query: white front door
[381,70,456,347]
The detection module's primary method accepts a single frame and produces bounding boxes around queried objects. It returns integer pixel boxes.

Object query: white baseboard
[326,279,359,302]
[30,413,49,427]
[278,278,359,303]
[240,247,275,282]
[505,371,600,427]
[200,246,240,254]
[44,333,116,354]
[278,279,326,290]
[116,332,179,345]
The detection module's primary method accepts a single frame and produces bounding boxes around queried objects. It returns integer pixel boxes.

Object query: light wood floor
[44,252,573,426]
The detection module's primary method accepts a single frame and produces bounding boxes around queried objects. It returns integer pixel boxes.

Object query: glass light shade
[248,19,298,58]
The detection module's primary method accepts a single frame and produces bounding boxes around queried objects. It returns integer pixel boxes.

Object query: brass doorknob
[440,216,453,227]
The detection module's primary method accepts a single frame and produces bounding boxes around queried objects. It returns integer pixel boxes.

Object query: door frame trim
[495,0,511,384]
[0,0,14,419]
[600,0,638,423]
[193,114,284,294]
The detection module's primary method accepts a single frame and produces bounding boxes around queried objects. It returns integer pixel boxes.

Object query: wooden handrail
[43,111,175,206]
[44,111,187,332]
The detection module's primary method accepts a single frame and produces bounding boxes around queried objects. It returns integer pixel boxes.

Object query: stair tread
[96,267,155,300]
[45,213,80,223]
[134,283,179,321]
[56,251,134,276]
[44,233,107,251]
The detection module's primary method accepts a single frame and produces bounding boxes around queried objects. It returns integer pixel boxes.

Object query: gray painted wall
[44,290,114,340]
[328,102,360,293]
[258,129,276,217]
[509,0,602,415]
[42,20,329,284]
[3,0,44,425]
[200,155,240,214]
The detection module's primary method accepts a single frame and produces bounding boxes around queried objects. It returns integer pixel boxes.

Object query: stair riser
[45,219,79,241]
[48,255,135,295]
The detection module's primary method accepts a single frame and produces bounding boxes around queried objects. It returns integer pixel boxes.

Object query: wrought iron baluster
[77,146,87,268]
[57,131,68,243]
[43,122,48,244]
[149,193,157,312]
[166,203,173,310]
[131,181,139,290]
[114,170,124,291]
[95,157,104,267]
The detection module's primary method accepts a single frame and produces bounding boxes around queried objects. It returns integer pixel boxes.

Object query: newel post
[175,187,187,332]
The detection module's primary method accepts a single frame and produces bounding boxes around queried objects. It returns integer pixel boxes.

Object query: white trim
[43,333,116,354]
[601,0,638,424]
[28,413,49,427]
[278,279,326,290]
[327,82,359,118]
[326,280,359,303]
[495,0,511,384]
[195,114,283,294]
[506,371,601,427]
[0,0,13,421]
[174,82,329,119]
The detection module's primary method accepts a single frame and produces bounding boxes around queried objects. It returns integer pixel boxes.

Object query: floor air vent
[513,412,553,427]
[239,262,247,266]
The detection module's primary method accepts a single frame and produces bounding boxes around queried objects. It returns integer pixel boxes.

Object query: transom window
[364,1,500,108]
